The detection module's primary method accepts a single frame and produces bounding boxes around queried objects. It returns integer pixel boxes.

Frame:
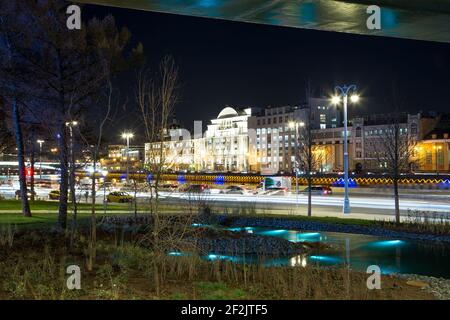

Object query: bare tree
[294,82,323,217]
[0,105,14,156]
[369,113,417,224]
[136,56,180,296]
[0,1,142,232]
[0,0,105,228]
[0,4,32,217]
[137,56,179,210]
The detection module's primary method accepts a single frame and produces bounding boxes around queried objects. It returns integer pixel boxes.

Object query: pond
[199,227,450,278]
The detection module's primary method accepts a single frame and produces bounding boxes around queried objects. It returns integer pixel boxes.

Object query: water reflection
[290,254,307,267]
[220,226,450,278]
[170,225,449,278]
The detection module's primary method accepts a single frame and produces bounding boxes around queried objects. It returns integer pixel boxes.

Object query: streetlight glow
[331,95,341,105]
[66,121,78,127]
[350,94,360,103]
[122,132,134,139]
[122,131,134,183]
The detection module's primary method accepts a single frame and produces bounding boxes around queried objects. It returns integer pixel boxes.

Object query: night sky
[84,4,450,143]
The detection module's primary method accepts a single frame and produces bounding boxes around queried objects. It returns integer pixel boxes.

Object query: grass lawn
[0,200,137,226]
[0,200,186,227]
[0,199,128,212]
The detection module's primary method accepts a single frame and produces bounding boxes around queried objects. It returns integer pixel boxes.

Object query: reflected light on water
[309,255,341,264]
[371,240,404,247]
[290,255,307,267]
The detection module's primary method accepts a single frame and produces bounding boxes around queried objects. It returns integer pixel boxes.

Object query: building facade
[101,144,143,172]
[144,103,449,174]
[145,106,255,173]
[247,98,342,174]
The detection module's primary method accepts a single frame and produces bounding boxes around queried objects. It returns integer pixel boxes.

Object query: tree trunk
[30,127,36,201]
[307,113,312,217]
[307,171,312,217]
[88,156,97,270]
[393,177,400,224]
[12,98,31,217]
[70,134,78,233]
[57,122,69,230]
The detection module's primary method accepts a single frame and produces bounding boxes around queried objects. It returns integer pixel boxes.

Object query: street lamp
[288,121,305,206]
[66,121,78,174]
[101,170,108,215]
[122,132,134,183]
[331,85,359,214]
[37,139,44,181]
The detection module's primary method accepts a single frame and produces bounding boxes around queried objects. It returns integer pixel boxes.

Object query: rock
[406,280,429,288]
[397,273,450,300]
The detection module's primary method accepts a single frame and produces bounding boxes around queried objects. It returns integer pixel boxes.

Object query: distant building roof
[216,106,251,119]
[425,114,450,139]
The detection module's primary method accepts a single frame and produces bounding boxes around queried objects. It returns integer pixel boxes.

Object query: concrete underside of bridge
[77,0,450,43]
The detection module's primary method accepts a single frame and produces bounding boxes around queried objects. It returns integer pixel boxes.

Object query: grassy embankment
[0,228,434,300]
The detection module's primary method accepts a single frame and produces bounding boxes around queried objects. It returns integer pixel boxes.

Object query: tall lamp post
[122,132,134,183]
[37,139,45,181]
[332,85,359,214]
[66,121,78,207]
[66,121,78,175]
[288,121,305,207]
[101,170,108,215]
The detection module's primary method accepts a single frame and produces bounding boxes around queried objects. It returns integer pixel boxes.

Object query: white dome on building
[217,107,239,119]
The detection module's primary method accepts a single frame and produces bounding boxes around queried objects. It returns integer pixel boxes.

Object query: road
[2,185,448,222]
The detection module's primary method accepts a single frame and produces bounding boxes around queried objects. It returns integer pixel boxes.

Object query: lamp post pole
[333,85,358,215]
[66,121,78,211]
[37,140,44,181]
[102,170,108,215]
[289,121,305,208]
[122,132,134,184]
[126,136,130,182]
[294,122,299,206]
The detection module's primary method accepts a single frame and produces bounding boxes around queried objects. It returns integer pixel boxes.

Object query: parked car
[48,189,75,200]
[159,183,179,191]
[107,191,134,203]
[48,190,60,200]
[183,184,211,194]
[300,186,332,196]
[15,190,37,200]
[220,185,250,195]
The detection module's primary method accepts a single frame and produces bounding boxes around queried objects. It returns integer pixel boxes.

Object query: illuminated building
[101,144,143,172]
[145,106,256,172]
[144,104,448,174]
[203,107,255,172]
[247,98,341,174]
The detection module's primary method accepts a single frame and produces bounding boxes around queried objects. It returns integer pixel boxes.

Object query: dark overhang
[77,0,450,43]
